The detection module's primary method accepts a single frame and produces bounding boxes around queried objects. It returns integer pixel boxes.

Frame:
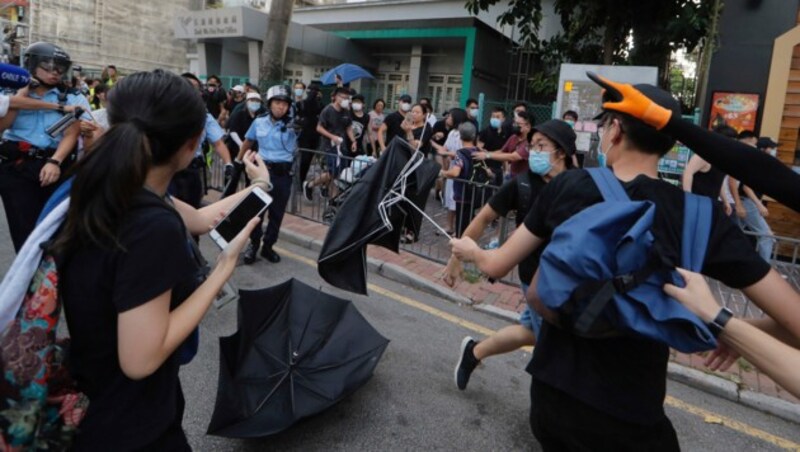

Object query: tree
[466,0,715,100]
[260,0,294,85]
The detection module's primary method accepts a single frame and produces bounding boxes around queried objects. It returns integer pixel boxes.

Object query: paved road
[1,209,800,451]
[181,238,800,451]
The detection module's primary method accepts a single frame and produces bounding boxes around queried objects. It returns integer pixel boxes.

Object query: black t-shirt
[350,111,370,154]
[225,106,263,153]
[431,119,449,146]
[412,124,433,156]
[205,88,226,118]
[523,169,770,425]
[479,125,508,176]
[384,111,405,145]
[318,104,352,152]
[61,191,199,450]
[691,165,726,200]
[488,171,547,283]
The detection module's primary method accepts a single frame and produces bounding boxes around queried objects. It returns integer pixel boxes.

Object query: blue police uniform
[0,87,86,251]
[170,113,225,209]
[244,113,298,255]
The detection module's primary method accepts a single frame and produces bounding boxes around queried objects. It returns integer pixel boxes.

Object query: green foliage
[465,0,715,99]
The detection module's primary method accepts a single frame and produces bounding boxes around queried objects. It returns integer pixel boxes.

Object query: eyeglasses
[207,83,219,88]
[38,61,68,75]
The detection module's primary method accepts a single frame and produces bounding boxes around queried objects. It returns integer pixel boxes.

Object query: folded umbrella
[207,278,389,438]
[317,138,440,295]
[320,63,375,85]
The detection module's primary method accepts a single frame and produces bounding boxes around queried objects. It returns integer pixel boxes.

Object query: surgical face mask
[247,101,261,113]
[490,117,502,129]
[352,102,363,112]
[597,130,610,168]
[400,102,411,112]
[768,148,777,157]
[294,88,305,97]
[529,151,553,175]
[340,99,351,110]
[469,108,479,118]
[565,120,576,128]
[512,124,522,135]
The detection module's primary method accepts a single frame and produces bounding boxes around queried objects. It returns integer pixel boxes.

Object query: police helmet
[24,42,72,80]
[266,85,292,106]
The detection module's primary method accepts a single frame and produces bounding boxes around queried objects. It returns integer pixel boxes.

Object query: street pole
[259,0,293,88]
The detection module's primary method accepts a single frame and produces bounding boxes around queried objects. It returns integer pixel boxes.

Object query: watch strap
[707,307,733,338]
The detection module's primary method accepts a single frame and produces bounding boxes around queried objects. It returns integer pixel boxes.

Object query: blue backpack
[536,167,717,353]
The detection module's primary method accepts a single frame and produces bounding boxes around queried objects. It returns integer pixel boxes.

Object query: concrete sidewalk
[278,213,800,423]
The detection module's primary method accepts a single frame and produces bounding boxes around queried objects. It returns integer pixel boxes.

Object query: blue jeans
[519,283,543,339]
[738,198,775,263]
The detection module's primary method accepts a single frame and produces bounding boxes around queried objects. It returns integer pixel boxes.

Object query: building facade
[178,0,561,115]
[7,0,195,75]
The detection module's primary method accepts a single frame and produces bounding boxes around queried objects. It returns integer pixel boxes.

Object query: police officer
[237,85,297,264]
[174,72,233,209]
[0,42,89,251]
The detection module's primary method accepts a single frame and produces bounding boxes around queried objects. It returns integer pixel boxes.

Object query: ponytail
[51,122,152,255]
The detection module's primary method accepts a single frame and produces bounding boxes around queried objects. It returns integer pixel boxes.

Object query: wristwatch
[707,307,733,338]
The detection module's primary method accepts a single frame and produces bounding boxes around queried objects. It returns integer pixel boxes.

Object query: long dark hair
[51,69,206,255]
[448,108,468,130]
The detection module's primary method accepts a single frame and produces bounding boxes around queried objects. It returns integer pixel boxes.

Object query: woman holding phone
[52,70,270,450]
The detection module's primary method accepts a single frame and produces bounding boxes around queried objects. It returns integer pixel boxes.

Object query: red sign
[708,92,760,132]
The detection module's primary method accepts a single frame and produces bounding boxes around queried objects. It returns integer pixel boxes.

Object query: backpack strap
[586,167,630,202]
[516,171,533,215]
[681,193,713,271]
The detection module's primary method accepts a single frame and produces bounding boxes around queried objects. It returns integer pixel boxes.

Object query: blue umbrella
[321,63,375,85]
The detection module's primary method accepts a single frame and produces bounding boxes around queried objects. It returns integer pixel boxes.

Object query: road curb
[667,363,800,424]
[280,229,472,307]
[280,228,800,425]
[475,304,522,324]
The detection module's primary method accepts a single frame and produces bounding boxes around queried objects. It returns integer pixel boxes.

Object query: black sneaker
[320,185,329,199]
[243,242,259,265]
[261,246,281,263]
[302,181,313,202]
[454,336,480,390]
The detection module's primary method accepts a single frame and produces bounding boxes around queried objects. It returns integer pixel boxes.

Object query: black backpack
[457,147,493,204]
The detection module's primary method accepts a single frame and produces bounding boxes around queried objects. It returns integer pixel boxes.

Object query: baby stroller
[323,155,376,223]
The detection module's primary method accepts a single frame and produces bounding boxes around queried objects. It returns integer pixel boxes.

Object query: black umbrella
[317,138,441,295]
[207,278,389,438]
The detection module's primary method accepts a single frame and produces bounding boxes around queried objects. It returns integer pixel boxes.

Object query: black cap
[592,82,681,123]
[399,94,412,103]
[533,119,577,156]
[757,137,778,149]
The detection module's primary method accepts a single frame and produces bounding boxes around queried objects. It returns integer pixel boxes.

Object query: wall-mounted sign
[174,8,245,39]
[708,92,760,132]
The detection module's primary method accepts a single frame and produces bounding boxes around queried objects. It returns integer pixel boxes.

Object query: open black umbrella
[317,138,441,295]
[207,278,389,438]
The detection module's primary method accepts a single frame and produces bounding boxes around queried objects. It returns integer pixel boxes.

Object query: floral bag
[0,252,88,450]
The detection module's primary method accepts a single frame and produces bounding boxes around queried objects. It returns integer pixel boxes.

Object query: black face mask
[512,124,522,135]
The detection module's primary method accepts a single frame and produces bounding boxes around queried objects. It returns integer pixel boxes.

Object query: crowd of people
[2,39,800,452]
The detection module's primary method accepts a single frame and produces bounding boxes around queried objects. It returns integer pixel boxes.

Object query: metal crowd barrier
[206,149,799,295]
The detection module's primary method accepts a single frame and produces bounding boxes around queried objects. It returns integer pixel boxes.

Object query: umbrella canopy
[318,138,440,295]
[207,278,389,438]
[320,63,375,85]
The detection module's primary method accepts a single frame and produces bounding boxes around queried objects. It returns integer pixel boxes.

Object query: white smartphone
[209,187,272,249]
